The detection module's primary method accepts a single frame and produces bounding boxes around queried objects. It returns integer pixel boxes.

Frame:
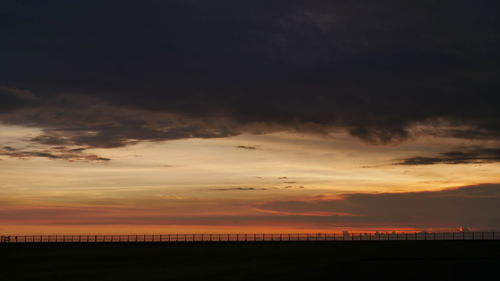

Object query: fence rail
[1,232,499,243]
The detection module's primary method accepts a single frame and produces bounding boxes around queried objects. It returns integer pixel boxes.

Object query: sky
[1,0,500,234]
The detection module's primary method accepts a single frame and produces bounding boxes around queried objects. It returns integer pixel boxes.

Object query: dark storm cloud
[0,86,38,112]
[396,147,500,165]
[1,1,500,147]
[256,184,500,229]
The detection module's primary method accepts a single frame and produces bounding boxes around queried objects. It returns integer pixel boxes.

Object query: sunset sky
[2,1,500,234]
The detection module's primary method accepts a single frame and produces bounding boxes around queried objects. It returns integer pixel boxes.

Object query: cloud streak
[235,146,258,150]
[396,147,500,165]
[213,187,268,191]
[0,146,110,162]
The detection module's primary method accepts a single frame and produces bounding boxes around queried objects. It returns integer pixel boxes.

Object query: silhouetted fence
[1,232,499,243]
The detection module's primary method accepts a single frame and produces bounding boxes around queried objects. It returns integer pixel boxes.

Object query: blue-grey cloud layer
[256,184,500,230]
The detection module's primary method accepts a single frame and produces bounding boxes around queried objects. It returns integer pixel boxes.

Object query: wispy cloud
[235,145,258,150]
[212,187,268,191]
[0,146,111,162]
[396,147,500,165]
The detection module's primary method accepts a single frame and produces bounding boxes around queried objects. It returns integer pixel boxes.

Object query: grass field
[2,241,500,280]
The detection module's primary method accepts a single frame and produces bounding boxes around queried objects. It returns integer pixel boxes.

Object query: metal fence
[1,232,499,243]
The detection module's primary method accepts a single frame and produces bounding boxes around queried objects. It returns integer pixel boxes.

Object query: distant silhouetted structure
[458,225,472,232]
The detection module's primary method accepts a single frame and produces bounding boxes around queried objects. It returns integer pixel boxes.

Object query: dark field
[2,241,500,281]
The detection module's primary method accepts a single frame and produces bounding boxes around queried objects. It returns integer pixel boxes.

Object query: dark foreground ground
[1,241,500,281]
